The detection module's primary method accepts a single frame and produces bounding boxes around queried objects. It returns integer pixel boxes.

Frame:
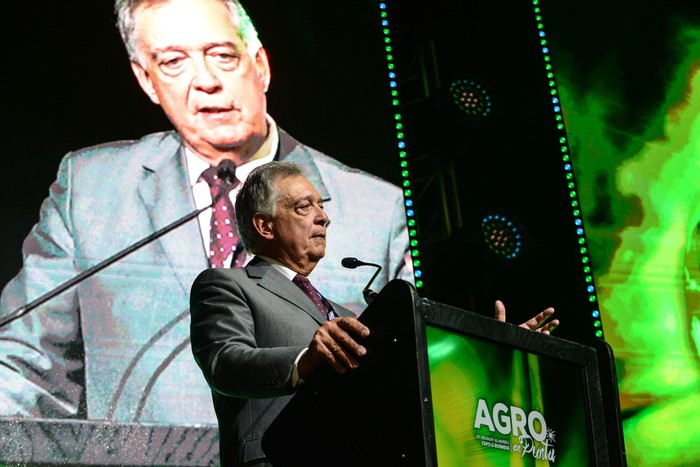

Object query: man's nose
[191,58,222,92]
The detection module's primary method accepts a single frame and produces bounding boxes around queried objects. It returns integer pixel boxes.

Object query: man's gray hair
[235,161,304,255]
[114,0,262,64]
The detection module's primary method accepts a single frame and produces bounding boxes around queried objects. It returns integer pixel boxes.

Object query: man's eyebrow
[150,41,242,57]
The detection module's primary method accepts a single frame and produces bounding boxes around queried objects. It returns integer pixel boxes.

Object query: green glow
[558,22,700,466]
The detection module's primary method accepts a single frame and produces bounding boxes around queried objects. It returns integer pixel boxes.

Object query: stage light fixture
[481,213,523,259]
[449,78,493,118]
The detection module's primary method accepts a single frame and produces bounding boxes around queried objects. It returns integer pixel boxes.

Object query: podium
[262,279,626,466]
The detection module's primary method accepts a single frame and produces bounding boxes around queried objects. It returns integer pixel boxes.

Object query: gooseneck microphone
[341,257,382,305]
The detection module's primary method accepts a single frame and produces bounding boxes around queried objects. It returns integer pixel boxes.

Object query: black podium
[262,279,626,466]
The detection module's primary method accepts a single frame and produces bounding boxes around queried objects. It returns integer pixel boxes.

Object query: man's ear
[253,47,271,93]
[130,61,161,105]
[253,213,274,240]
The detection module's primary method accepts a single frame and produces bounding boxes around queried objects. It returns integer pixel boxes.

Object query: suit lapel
[246,258,326,325]
[138,135,209,294]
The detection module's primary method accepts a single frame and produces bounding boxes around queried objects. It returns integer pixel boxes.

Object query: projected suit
[0,128,410,424]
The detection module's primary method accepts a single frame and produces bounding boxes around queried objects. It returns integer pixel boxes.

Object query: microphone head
[217,160,237,185]
[341,257,360,269]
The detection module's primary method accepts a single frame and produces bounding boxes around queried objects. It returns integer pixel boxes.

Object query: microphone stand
[0,203,213,329]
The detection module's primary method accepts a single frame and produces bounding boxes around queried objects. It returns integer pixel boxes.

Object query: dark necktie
[199,162,245,268]
[293,274,336,320]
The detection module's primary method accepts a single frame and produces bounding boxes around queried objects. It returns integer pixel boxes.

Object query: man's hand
[495,300,559,334]
[297,317,370,379]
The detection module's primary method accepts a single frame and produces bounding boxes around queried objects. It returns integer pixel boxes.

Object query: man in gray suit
[0,0,410,429]
[190,161,371,466]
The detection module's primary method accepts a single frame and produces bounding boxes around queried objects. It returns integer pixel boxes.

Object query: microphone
[341,257,382,305]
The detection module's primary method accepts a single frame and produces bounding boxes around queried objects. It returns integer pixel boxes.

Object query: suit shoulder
[61,131,181,166]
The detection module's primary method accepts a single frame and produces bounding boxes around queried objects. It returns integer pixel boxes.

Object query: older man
[190,161,372,466]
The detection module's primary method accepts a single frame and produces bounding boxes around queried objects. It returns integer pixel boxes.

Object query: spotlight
[449,78,493,118]
[481,213,523,259]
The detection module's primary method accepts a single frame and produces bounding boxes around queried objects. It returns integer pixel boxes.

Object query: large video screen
[0,1,410,465]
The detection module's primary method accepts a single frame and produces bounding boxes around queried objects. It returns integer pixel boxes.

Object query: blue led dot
[398,142,405,148]
[564,163,572,171]
[405,200,413,207]
[587,285,595,293]
[406,209,414,217]
[575,219,582,226]
[554,105,561,112]
[388,72,396,79]
[552,97,559,104]
[414,270,422,278]
[592,310,600,318]
[542,47,549,54]
[576,228,584,235]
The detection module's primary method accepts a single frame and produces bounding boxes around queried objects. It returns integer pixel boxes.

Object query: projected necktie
[293,274,336,320]
[199,162,245,268]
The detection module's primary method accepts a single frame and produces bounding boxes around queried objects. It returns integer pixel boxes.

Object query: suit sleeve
[189,269,305,399]
[0,153,84,418]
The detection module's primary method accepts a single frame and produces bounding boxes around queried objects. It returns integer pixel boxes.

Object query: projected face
[129,0,271,165]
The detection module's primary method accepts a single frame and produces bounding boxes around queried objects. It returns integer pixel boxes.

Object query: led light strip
[532,0,603,338]
[377,2,423,290]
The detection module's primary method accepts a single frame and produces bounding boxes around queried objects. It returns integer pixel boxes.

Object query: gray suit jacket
[0,129,410,427]
[190,257,355,465]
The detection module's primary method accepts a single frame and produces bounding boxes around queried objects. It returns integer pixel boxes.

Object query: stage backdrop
[1,1,697,466]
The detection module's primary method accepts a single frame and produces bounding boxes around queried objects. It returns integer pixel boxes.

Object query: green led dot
[392,99,399,106]
[383,28,390,34]
[384,37,390,44]
[569,191,576,198]
[387,54,393,61]
[396,123,403,130]
[403,189,411,196]
[582,257,590,264]
[593,319,601,327]
[411,249,419,257]
[583,266,591,273]
[562,155,570,162]
[547,72,554,78]
[536,15,542,21]
[410,240,418,247]
[550,89,557,96]
[400,161,408,168]
[572,200,579,207]
[545,64,552,70]
[566,173,573,180]
[402,170,409,177]
[408,219,416,227]
[388,63,395,70]
[595,330,603,337]
[413,259,421,267]
[402,180,410,187]
[537,23,544,29]
[381,12,387,18]
[578,238,585,245]
[585,276,592,283]
[385,45,393,52]
[568,182,574,189]
[409,229,417,237]
[394,113,401,120]
[555,115,562,121]
[580,247,588,254]
[549,80,555,87]
[391,90,398,97]
[397,132,404,139]
[415,280,423,288]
